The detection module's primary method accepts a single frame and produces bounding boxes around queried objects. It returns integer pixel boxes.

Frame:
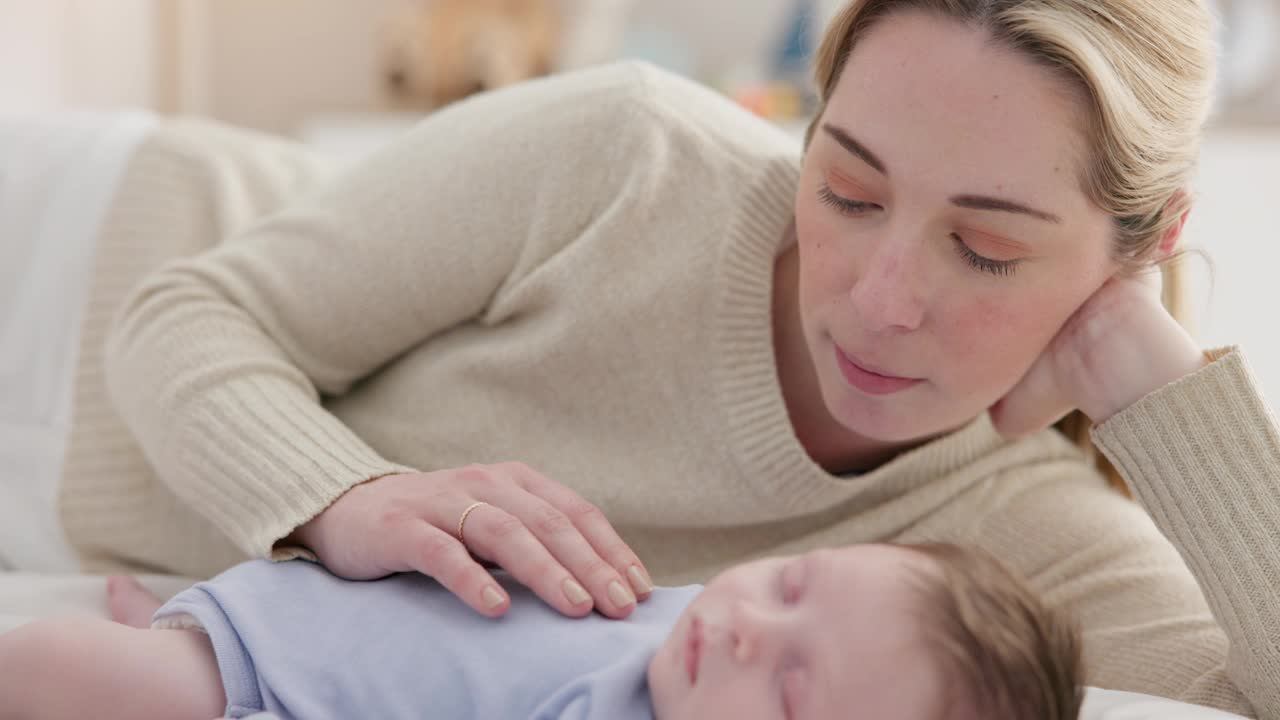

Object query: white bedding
[0,572,195,635]
[0,113,1253,720]
[0,110,156,572]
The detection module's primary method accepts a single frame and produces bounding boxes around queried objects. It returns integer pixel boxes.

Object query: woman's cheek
[941,296,1038,386]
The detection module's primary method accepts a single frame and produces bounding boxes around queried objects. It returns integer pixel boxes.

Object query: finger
[489,485,641,619]
[512,466,655,601]
[394,519,511,618]
[455,501,609,618]
[989,350,1073,440]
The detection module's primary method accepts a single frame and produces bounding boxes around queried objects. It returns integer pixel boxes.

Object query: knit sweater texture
[59,62,1280,718]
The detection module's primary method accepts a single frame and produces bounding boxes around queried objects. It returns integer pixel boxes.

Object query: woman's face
[794,10,1119,442]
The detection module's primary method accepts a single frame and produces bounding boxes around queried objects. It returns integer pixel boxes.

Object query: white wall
[0,1,67,112]
[195,0,402,134]
[61,0,156,109]
[0,0,157,112]
[184,0,806,134]
[1185,129,1280,406]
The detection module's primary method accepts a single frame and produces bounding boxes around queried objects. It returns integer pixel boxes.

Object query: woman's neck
[771,238,923,475]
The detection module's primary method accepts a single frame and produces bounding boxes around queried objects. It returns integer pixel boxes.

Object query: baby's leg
[0,616,226,720]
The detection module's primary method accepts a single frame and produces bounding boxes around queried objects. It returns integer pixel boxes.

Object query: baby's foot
[106,575,163,628]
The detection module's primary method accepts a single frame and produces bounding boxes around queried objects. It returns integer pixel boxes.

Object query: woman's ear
[1157,188,1193,260]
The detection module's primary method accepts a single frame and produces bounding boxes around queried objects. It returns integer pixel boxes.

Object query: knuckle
[578,558,617,585]
[455,465,490,485]
[530,508,575,537]
[485,512,526,540]
[597,541,636,566]
[562,498,603,524]
[499,461,533,476]
[416,532,460,568]
[376,505,415,531]
[527,559,563,582]
[446,563,483,594]
[496,458,537,486]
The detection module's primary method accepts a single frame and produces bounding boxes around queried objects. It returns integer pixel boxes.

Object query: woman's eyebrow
[951,195,1062,224]
[822,123,887,175]
[821,123,1064,225]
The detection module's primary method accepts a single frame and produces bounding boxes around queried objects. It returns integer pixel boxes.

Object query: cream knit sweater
[59,63,1280,718]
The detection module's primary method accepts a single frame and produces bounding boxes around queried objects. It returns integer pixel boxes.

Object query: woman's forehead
[826,12,1091,203]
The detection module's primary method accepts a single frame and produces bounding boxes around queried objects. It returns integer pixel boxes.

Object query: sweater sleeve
[1090,347,1280,719]
[104,63,661,559]
[964,347,1279,719]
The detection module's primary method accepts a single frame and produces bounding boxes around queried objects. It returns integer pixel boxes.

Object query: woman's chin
[825,385,977,446]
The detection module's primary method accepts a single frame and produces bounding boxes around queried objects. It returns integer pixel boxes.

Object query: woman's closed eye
[952,234,1022,277]
[818,183,1023,278]
[818,182,879,216]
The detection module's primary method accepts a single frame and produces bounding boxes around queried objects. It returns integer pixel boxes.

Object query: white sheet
[1083,688,1252,719]
[0,110,156,572]
[0,572,196,635]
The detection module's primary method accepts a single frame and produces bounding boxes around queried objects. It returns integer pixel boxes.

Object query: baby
[0,542,1081,720]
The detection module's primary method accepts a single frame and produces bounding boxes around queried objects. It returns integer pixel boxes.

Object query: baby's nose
[729,602,785,664]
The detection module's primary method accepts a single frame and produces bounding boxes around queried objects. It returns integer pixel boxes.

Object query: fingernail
[563,578,591,606]
[627,565,654,595]
[482,586,505,610]
[608,580,636,608]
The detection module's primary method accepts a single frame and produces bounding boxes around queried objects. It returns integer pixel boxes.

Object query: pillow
[0,111,156,572]
[1083,687,1251,719]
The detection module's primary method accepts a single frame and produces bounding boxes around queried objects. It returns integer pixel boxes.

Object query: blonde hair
[905,542,1084,720]
[807,0,1217,493]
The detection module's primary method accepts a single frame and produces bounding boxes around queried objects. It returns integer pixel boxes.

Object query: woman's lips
[835,345,923,395]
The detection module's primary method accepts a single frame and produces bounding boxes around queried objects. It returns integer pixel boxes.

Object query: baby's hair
[902,542,1084,720]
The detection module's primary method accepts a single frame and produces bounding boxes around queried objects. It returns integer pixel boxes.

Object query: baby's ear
[1156,189,1193,259]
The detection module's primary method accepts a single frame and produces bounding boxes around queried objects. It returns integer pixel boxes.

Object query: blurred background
[2,0,1278,400]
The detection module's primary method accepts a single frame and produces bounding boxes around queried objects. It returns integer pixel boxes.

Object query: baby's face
[648,544,945,720]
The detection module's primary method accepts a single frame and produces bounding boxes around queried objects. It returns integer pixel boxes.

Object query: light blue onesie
[152,559,700,720]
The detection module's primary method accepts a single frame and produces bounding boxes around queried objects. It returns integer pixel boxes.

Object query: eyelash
[781,664,805,720]
[817,182,877,216]
[777,564,806,719]
[952,235,1019,277]
[780,565,802,605]
[817,183,1022,278]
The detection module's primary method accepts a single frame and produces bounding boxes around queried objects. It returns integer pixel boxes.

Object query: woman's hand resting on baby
[990,264,1207,439]
[283,463,654,619]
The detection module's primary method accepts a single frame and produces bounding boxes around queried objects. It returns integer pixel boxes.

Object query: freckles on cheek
[946,297,1030,365]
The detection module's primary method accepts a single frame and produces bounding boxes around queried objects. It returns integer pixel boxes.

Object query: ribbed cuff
[1091,347,1277,546]
[1093,346,1280,712]
[173,375,417,558]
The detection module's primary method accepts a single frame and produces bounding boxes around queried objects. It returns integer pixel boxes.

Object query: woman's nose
[849,237,926,332]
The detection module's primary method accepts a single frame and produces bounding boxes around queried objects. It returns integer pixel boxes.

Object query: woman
[51,0,1278,717]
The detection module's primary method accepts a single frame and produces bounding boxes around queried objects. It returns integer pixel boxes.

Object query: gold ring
[457,501,489,547]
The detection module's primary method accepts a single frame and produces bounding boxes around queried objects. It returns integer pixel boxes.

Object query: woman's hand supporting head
[989,243,1208,439]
